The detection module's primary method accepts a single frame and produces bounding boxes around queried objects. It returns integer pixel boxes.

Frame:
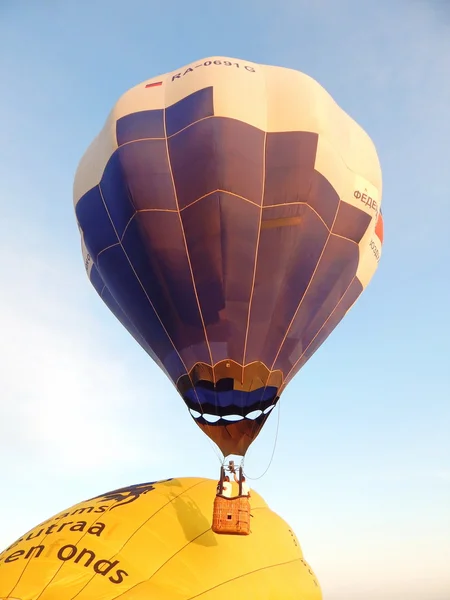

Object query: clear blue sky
[1,1,449,599]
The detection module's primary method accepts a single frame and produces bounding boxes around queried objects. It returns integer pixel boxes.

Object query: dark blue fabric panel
[75,186,117,260]
[89,263,105,295]
[116,109,165,145]
[184,386,278,411]
[101,152,136,238]
[166,86,214,137]
[97,244,186,382]
[117,139,176,210]
[121,213,210,365]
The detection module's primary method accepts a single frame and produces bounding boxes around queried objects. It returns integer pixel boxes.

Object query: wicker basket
[212,495,251,535]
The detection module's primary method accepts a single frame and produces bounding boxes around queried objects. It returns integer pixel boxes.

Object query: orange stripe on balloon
[375,211,384,244]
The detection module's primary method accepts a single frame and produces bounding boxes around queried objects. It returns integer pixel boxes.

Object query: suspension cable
[243,400,282,481]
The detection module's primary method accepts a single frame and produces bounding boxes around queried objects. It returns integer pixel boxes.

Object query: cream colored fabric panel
[262,63,381,191]
[73,71,166,205]
[114,55,265,129]
[115,75,166,114]
[80,235,97,279]
[315,137,381,220]
[345,118,382,191]
[73,55,382,219]
[165,56,266,132]
[357,231,382,288]
[315,136,353,216]
[313,110,381,193]
[314,93,381,191]
[73,108,118,204]
[73,56,261,203]
[263,65,330,134]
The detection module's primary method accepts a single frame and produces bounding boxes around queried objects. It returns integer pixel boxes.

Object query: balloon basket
[212,495,251,535]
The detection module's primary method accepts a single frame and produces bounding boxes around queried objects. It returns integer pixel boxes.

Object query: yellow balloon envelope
[0,477,321,599]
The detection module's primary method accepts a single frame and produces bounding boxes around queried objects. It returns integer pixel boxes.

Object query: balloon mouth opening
[188,403,276,425]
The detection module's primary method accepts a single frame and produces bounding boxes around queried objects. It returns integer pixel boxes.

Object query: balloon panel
[74,57,383,455]
[0,477,322,600]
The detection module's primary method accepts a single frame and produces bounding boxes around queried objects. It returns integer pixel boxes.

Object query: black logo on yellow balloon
[88,479,172,510]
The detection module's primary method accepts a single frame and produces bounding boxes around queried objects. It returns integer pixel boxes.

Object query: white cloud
[0,225,174,473]
[0,217,219,547]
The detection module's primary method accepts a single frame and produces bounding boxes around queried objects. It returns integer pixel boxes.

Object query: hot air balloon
[73,56,383,459]
[0,477,322,599]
